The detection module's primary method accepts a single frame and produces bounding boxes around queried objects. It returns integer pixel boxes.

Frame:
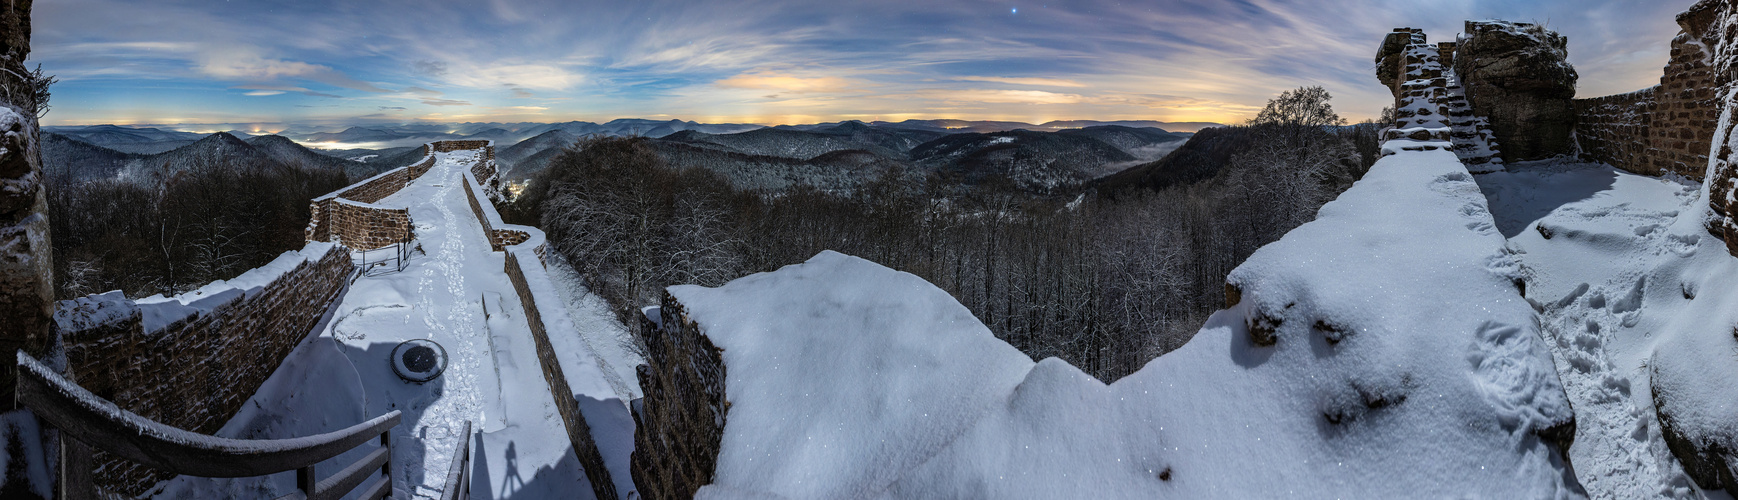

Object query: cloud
[412,60,448,77]
[31,0,1700,125]
[953,76,1086,87]
[716,71,856,93]
[234,85,340,98]
[926,89,1088,105]
[199,50,391,93]
[429,61,583,91]
[378,106,407,110]
[421,98,472,106]
[233,84,343,98]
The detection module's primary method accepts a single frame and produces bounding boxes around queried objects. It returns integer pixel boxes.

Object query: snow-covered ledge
[636,146,1583,498]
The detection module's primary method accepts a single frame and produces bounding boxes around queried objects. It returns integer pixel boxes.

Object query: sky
[30,0,1699,130]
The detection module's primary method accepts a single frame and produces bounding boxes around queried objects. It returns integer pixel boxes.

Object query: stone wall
[1649,25,1721,179]
[307,199,412,250]
[304,145,435,250]
[1566,0,1736,260]
[433,140,493,155]
[630,294,728,500]
[1571,8,1721,180]
[53,242,353,495]
[1573,87,1658,175]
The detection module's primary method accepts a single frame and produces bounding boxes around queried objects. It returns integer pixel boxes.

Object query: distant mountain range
[44,118,1218,195]
[46,118,1218,149]
[44,131,387,182]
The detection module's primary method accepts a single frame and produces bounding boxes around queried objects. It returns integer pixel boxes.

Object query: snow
[153,146,634,499]
[678,145,1583,498]
[1477,158,1738,498]
[0,106,25,158]
[132,242,338,331]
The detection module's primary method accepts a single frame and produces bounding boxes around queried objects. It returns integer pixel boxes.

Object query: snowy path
[1478,160,1708,499]
[152,150,593,498]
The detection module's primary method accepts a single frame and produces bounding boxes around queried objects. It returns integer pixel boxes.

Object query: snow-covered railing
[14,352,401,500]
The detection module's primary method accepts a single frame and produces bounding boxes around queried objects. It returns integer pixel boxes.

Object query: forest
[512,91,1381,381]
[46,154,349,299]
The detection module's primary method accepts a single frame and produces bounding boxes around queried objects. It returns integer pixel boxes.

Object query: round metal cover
[391,339,448,383]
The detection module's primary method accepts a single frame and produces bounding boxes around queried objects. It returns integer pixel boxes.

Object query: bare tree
[1249,86,1348,128]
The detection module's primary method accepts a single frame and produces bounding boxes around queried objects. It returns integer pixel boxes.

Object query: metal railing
[14,352,401,500]
[356,232,415,278]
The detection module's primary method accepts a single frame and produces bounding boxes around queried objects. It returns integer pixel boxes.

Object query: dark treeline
[513,121,1379,382]
[47,154,350,299]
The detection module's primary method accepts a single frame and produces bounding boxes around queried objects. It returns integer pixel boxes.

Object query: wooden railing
[439,420,472,500]
[14,351,401,500]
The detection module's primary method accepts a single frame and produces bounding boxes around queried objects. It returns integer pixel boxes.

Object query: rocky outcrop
[1453,20,1578,163]
[0,0,52,411]
[1652,354,1738,496]
[1683,0,1738,258]
[630,294,727,500]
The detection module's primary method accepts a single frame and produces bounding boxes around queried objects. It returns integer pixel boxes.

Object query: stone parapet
[304,144,436,250]
[53,242,353,495]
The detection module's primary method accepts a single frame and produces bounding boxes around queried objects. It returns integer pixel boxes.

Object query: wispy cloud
[952,77,1087,88]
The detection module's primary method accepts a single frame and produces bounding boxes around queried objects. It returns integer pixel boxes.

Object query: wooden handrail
[15,351,400,499]
[440,420,473,500]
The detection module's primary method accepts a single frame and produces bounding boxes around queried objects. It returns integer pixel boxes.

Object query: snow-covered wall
[305,143,435,250]
[632,297,728,500]
[51,241,353,495]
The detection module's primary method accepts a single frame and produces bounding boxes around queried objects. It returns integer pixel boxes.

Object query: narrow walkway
[154,149,593,498]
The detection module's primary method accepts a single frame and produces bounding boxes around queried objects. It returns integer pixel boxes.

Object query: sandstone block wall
[304,145,435,250]
[308,199,412,250]
[1567,0,1737,259]
[433,140,493,155]
[631,294,728,500]
[502,249,616,500]
[1648,28,1720,179]
[1573,17,1721,180]
[1573,87,1657,174]
[54,242,353,495]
